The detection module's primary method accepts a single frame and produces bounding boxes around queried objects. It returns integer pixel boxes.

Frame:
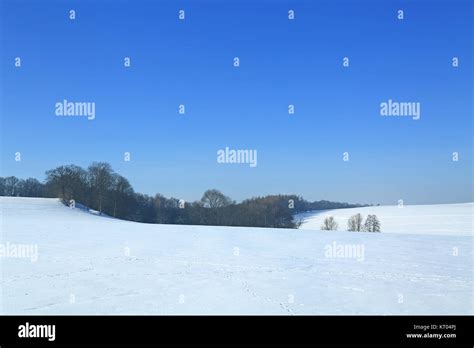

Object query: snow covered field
[296,203,473,236]
[0,197,472,314]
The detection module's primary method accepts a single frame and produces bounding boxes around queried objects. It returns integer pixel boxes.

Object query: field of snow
[296,203,473,236]
[0,197,472,314]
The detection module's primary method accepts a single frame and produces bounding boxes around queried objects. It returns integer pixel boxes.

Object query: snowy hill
[296,203,473,236]
[0,197,472,314]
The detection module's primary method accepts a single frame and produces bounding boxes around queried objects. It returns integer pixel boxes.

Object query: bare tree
[347,213,364,232]
[19,178,43,197]
[110,174,133,217]
[46,165,87,203]
[201,189,232,225]
[201,189,232,209]
[46,166,68,200]
[4,176,21,196]
[88,162,114,213]
[321,216,338,231]
[363,214,381,232]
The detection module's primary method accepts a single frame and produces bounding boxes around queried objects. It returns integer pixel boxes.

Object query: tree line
[0,162,368,229]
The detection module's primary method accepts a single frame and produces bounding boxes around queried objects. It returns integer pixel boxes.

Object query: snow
[296,203,474,236]
[0,197,472,314]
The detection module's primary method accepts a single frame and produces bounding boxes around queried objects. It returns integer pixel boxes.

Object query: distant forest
[0,162,368,228]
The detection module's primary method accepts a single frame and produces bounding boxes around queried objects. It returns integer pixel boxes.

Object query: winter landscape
[1,196,472,315]
[1,0,472,319]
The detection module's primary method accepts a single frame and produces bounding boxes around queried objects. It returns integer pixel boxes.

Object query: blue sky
[1,0,472,205]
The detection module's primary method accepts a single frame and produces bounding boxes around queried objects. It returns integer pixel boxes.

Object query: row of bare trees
[0,176,44,197]
[321,213,381,232]
[0,163,134,219]
[1,162,370,229]
[44,162,134,217]
[0,164,299,228]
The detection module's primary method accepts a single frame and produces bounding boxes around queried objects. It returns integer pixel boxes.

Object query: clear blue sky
[1,0,472,205]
